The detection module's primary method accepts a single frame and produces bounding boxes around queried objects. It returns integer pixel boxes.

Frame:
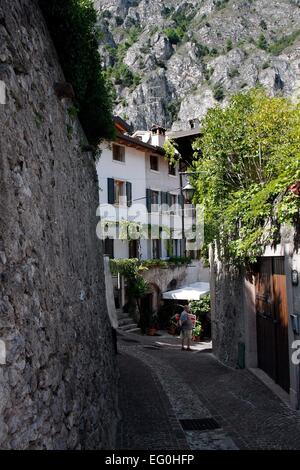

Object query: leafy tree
[39,0,115,145]
[192,88,300,264]
[163,139,181,166]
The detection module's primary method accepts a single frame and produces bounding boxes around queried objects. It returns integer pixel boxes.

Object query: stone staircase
[117,309,141,334]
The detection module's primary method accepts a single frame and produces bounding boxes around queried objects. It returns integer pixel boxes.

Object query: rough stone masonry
[0,0,118,449]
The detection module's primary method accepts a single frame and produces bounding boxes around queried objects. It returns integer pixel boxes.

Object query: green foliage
[102,10,112,19]
[165,27,185,45]
[228,68,240,78]
[190,295,211,318]
[204,65,214,81]
[140,259,168,269]
[127,276,150,299]
[103,26,142,89]
[163,139,181,166]
[226,38,233,52]
[39,0,115,145]
[195,43,210,58]
[214,0,230,10]
[110,256,192,275]
[115,16,124,26]
[208,47,219,57]
[164,4,194,45]
[268,29,300,55]
[167,256,192,266]
[68,105,79,118]
[213,83,225,101]
[167,100,181,121]
[125,25,142,46]
[192,88,300,265]
[257,33,268,50]
[260,19,267,30]
[193,321,202,337]
[105,63,141,88]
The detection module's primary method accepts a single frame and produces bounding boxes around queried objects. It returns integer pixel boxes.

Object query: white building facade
[96,118,184,261]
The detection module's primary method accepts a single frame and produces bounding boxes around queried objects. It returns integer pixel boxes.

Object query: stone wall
[0,0,118,449]
[142,260,210,312]
[143,260,209,294]
[209,246,245,368]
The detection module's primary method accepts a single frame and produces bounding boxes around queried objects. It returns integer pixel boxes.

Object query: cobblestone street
[117,332,300,450]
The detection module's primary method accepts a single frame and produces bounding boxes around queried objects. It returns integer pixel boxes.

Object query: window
[152,239,161,259]
[168,164,176,176]
[172,239,179,257]
[146,189,160,212]
[129,240,139,259]
[113,144,125,162]
[103,239,114,259]
[150,155,159,171]
[151,190,159,205]
[114,180,125,205]
[170,194,177,207]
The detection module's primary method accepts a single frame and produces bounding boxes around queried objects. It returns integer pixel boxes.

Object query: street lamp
[182,182,195,203]
[179,172,197,257]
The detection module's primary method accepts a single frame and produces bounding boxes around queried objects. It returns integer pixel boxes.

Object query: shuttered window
[150,155,159,171]
[126,181,132,207]
[112,144,125,162]
[146,188,152,212]
[168,163,176,176]
[152,239,161,259]
[108,178,127,205]
[108,178,115,204]
[103,239,114,259]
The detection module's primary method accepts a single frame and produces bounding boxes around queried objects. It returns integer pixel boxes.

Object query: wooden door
[272,258,290,392]
[255,257,290,392]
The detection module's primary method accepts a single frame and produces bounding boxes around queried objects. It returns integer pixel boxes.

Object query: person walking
[179,305,193,351]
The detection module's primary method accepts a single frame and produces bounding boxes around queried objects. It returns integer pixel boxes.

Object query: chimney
[150,124,166,147]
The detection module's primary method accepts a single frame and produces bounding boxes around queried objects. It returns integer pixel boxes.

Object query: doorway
[255,257,290,392]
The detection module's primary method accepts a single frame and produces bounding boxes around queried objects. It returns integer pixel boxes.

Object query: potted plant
[167,313,181,336]
[147,312,159,336]
[192,321,202,342]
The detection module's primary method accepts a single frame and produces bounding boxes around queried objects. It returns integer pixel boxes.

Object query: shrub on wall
[39,0,115,145]
[192,88,300,265]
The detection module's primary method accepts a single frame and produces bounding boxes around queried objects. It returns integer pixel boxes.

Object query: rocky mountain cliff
[94,0,300,130]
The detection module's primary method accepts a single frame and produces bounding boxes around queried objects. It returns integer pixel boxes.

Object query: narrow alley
[117,332,300,450]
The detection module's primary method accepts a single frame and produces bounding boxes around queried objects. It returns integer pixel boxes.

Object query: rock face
[95,0,300,130]
[0,0,118,449]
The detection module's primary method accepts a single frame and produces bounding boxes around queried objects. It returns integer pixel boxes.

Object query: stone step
[125,327,141,334]
[118,322,138,331]
[118,317,136,327]
[117,311,131,320]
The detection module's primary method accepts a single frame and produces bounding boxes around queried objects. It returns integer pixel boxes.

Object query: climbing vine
[192,88,300,265]
[39,0,115,145]
[163,139,181,166]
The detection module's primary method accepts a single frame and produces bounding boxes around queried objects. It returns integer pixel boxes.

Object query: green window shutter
[178,194,184,207]
[146,189,152,212]
[108,178,115,204]
[160,191,166,205]
[126,181,132,207]
[167,192,172,207]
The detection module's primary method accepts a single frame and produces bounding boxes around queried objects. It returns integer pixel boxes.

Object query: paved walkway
[116,331,300,450]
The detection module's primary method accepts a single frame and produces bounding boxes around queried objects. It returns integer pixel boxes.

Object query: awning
[162,282,210,301]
